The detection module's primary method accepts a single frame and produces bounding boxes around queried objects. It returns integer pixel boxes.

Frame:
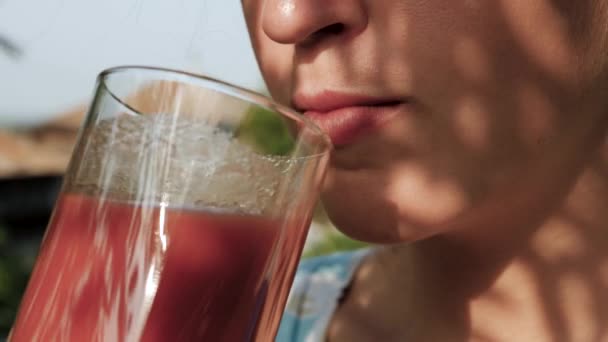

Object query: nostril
[303,23,346,45]
[320,23,346,35]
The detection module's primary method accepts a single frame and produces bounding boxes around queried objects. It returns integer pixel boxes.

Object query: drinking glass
[9,66,331,342]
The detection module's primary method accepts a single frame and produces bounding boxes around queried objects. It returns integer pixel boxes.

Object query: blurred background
[0,0,365,335]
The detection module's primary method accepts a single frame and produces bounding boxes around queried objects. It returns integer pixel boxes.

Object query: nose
[261,0,368,45]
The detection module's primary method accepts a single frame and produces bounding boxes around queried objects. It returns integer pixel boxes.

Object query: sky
[0,0,264,128]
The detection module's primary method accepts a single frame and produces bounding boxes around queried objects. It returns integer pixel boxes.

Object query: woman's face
[243,0,608,243]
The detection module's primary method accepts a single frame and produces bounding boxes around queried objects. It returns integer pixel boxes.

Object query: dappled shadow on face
[304,0,608,340]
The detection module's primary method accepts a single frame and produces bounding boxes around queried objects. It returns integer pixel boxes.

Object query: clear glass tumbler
[9,66,331,342]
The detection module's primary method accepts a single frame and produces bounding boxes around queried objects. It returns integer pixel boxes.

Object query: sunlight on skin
[388,162,469,227]
[453,37,492,84]
[469,261,554,341]
[279,0,295,16]
[557,272,596,341]
[241,0,608,339]
[531,217,586,262]
[464,0,482,11]
[453,96,490,152]
[499,0,577,84]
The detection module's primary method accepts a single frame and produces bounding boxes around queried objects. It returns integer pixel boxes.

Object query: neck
[330,89,608,341]
[404,137,608,340]
[340,133,608,341]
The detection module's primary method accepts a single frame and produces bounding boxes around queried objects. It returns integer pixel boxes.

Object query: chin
[321,182,437,245]
[321,165,471,244]
[324,200,448,245]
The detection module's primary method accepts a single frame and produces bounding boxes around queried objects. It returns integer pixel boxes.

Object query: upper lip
[293,91,405,113]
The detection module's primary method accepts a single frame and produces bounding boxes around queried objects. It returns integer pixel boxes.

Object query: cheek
[256,41,294,105]
[322,168,405,243]
[242,4,294,104]
[322,162,472,244]
[386,162,470,227]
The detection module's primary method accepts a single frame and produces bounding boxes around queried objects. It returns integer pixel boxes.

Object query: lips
[293,91,406,146]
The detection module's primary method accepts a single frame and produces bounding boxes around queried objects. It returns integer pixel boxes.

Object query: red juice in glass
[9,67,331,342]
[253,211,313,340]
[10,193,278,342]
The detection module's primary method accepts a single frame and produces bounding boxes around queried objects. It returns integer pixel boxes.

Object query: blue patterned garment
[275,249,371,342]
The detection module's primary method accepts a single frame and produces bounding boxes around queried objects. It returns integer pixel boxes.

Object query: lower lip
[304,103,405,147]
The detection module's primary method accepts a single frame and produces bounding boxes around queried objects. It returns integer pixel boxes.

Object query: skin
[243,1,608,341]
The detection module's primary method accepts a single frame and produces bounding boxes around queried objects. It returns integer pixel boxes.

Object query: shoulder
[276,248,372,342]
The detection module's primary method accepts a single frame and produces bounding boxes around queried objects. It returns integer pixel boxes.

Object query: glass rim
[97,65,333,156]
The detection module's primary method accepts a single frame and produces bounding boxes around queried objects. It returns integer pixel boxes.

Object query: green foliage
[0,224,35,337]
[236,105,296,156]
[303,231,369,259]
